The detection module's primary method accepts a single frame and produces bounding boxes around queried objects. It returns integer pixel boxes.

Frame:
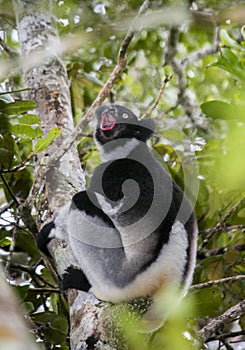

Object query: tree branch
[198,200,244,253]
[181,26,220,66]
[198,300,245,342]
[163,23,220,128]
[141,75,172,119]
[48,0,153,166]
[190,275,245,291]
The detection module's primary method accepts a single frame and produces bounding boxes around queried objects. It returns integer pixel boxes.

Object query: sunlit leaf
[220,29,244,51]
[34,128,61,153]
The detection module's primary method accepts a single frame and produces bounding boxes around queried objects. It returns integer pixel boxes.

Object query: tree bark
[13,1,116,349]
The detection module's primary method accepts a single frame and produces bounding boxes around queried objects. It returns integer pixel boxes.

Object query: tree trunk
[13,1,117,349]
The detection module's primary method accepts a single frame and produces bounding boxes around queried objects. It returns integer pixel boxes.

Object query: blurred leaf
[206,256,224,280]
[16,285,30,300]
[23,301,35,314]
[187,287,223,317]
[220,29,244,51]
[0,237,11,247]
[161,128,185,142]
[32,312,69,345]
[34,128,61,153]
[0,100,36,114]
[15,231,40,259]
[71,78,84,111]
[214,125,245,190]
[223,247,240,265]
[0,92,14,103]
[201,100,244,120]
[215,48,245,82]
[153,143,174,156]
[0,133,15,168]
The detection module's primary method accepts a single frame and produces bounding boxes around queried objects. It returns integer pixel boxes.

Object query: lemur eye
[122,113,129,119]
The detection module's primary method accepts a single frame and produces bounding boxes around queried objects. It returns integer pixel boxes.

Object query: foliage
[0,0,244,349]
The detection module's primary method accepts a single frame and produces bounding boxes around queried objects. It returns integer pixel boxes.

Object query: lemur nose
[108,106,117,113]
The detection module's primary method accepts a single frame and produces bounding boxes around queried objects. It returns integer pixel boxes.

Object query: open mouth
[100,112,116,131]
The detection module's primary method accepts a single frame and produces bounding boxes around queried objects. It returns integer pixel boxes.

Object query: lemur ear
[135,118,156,142]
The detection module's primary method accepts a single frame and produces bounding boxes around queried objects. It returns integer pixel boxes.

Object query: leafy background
[0,0,244,349]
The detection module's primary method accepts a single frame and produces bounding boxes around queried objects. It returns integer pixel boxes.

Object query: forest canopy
[0,0,244,349]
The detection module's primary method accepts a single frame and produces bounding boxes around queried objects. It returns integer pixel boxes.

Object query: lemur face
[95,105,155,145]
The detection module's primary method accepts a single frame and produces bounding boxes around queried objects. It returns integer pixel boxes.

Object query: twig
[47,0,153,166]
[0,173,19,206]
[0,152,35,173]
[7,261,57,289]
[163,26,200,124]
[0,200,15,215]
[197,244,245,259]
[0,37,17,58]
[198,200,243,253]
[222,338,234,350]
[163,24,220,129]
[190,275,245,291]
[181,26,220,66]
[29,287,61,293]
[140,75,172,119]
[206,331,245,343]
[198,300,245,342]
[199,225,245,236]
[5,219,18,279]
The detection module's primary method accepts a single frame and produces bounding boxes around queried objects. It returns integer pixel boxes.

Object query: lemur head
[95,105,155,146]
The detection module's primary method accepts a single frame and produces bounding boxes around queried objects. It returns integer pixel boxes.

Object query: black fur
[37,221,55,257]
[36,104,196,295]
[71,191,114,227]
[61,266,91,291]
[95,105,155,146]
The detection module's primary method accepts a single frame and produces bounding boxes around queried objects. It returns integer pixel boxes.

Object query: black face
[94,105,155,145]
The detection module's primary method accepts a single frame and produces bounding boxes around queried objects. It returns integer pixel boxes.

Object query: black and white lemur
[37,104,197,305]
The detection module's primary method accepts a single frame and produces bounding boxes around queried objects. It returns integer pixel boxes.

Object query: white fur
[182,219,198,294]
[91,221,188,303]
[95,192,124,216]
[96,138,140,162]
[67,207,122,249]
[50,203,70,241]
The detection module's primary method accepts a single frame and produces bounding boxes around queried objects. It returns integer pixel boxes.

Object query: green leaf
[161,128,185,142]
[0,238,11,247]
[23,302,35,314]
[201,100,244,120]
[241,25,245,41]
[0,133,15,168]
[153,143,174,156]
[0,100,36,115]
[215,48,245,82]
[220,29,244,51]
[0,93,14,103]
[187,287,223,317]
[9,114,40,125]
[32,312,69,345]
[16,285,30,300]
[8,114,43,138]
[34,128,61,153]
